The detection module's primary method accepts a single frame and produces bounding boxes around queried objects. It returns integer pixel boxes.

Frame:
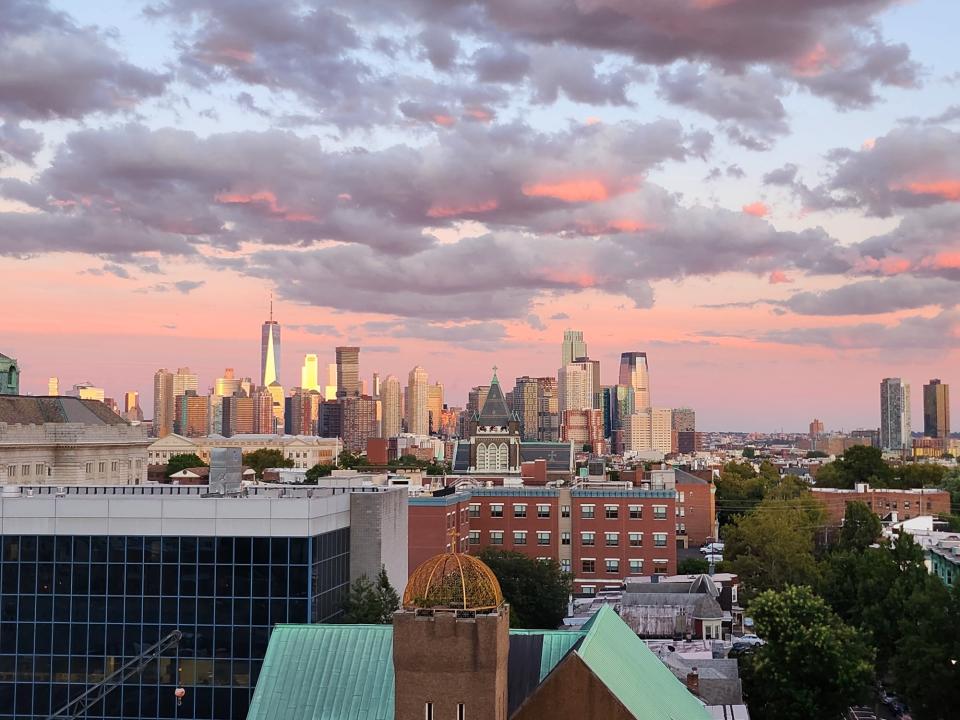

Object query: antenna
[269,291,273,322]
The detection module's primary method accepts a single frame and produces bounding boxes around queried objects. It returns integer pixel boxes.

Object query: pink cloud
[464,106,494,123]
[791,42,833,78]
[896,180,960,202]
[431,113,457,127]
[917,252,960,270]
[575,217,653,235]
[855,256,913,275]
[522,177,638,203]
[742,201,769,217]
[768,270,793,284]
[215,190,317,222]
[426,199,499,218]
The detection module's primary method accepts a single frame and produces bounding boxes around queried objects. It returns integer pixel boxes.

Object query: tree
[815,446,892,489]
[341,566,400,624]
[805,450,828,459]
[892,462,948,490]
[724,496,824,601]
[478,549,571,629]
[741,585,873,720]
[677,557,709,574]
[838,501,882,551]
[165,453,206,478]
[742,447,756,459]
[242,448,293,479]
[303,463,335,483]
[338,450,368,470]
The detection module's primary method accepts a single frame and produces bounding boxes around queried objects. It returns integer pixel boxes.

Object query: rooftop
[0,396,127,426]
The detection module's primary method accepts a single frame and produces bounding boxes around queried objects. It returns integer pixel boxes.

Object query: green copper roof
[247,624,394,720]
[575,606,711,720]
[510,630,585,681]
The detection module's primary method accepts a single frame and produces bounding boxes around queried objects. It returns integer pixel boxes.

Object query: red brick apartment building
[812,483,951,524]
[409,486,678,596]
[620,468,718,545]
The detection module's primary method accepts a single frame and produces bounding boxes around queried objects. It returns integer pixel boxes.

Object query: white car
[737,634,764,646]
[700,542,725,554]
[703,553,723,564]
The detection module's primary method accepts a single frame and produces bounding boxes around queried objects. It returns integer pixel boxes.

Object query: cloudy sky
[3,0,960,431]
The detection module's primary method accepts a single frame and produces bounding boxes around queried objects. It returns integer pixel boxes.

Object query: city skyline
[4,1,960,432]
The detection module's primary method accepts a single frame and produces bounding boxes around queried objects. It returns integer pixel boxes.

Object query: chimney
[686,668,700,696]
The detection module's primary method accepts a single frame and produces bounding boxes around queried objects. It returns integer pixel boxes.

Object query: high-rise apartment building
[561,409,606,454]
[172,367,199,398]
[880,378,911,450]
[574,356,602,409]
[69,382,105,402]
[558,362,593,414]
[560,330,587,368]
[923,379,950,439]
[47,377,59,396]
[619,352,651,410]
[808,418,825,438]
[624,408,673,454]
[536,377,559,441]
[153,368,175,438]
[513,377,540,441]
[175,391,211,437]
[405,366,429,436]
[335,347,360,398]
[222,395,256,436]
[300,354,320,392]
[340,395,380,451]
[372,372,382,398]
[381,375,403,439]
[123,391,144,422]
[467,386,491,417]
[672,407,695,433]
[213,368,241,398]
[261,302,281,387]
[427,382,444,435]
[285,388,317,436]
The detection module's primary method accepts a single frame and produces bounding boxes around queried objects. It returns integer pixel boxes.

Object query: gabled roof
[0,396,127,426]
[575,606,711,720]
[476,371,517,426]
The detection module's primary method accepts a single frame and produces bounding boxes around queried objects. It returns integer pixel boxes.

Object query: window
[561,505,571,518]
[605,559,620,574]
[582,585,597,596]
[904,501,911,510]
[35,464,43,475]
[581,504,595,519]
[628,532,643,547]
[605,505,619,519]
[581,532,595,546]
[98,462,106,473]
[458,704,465,720]
[629,559,643,574]
[490,504,504,518]
[514,504,527,518]
[679,491,685,503]
[85,462,93,474]
[653,505,667,520]
[111,461,118,472]
[21,464,29,476]
[605,532,619,547]
[653,560,668,574]
[537,504,551,518]
[537,531,551,546]
[629,505,642,519]
[425,703,434,720]
[513,531,527,546]
[561,532,571,546]
[468,531,480,546]
[6,465,15,477]
[560,559,571,573]
[468,504,480,518]
[490,531,504,545]
[653,532,668,547]
[582,559,596,573]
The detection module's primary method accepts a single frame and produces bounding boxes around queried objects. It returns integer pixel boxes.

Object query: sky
[3,0,960,432]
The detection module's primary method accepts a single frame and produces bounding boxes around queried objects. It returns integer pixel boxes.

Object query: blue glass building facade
[0,529,350,719]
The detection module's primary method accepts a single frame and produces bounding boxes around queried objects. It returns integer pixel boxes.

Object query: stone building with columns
[0,396,149,485]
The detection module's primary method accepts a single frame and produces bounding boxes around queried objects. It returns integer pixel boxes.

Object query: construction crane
[47,629,184,720]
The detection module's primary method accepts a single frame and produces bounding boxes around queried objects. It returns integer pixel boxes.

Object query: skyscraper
[381,375,403,439]
[619,352,651,410]
[301,354,320,392]
[323,363,338,400]
[336,347,360,398]
[427,382,444,434]
[47,376,59,396]
[372,372,382,398]
[172,367,199,398]
[406,366,429,436]
[536,377,560,441]
[923,379,950,439]
[261,299,281,387]
[513,376,540,441]
[561,330,587,368]
[124,391,143,422]
[214,368,241,398]
[558,361,593,414]
[340,395,380,451]
[880,378,911,451]
[672,408,695,433]
[153,369,174,438]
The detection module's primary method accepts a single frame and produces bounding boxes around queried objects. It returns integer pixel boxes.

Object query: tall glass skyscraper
[261,301,281,388]
[560,330,587,368]
[880,377,911,450]
[618,352,651,411]
[335,347,360,399]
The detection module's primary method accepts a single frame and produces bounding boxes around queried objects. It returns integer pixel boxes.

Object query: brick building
[410,483,679,596]
[812,483,951,523]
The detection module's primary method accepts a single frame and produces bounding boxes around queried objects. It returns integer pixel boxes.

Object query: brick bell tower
[393,550,510,720]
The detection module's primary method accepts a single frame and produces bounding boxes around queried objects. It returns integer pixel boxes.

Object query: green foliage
[715,460,796,525]
[303,463,335,483]
[242,448,293,479]
[677,557,709,574]
[742,447,756,459]
[838,501,883,552]
[337,451,369,469]
[164,453,206,478]
[478,549,571,629]
[741,585,873,720]
[940,471,960,511]
[724,495,824,601]
[814,445,892,489]
[805,450,829,459]
[341,566,400,624]
[892,462,948,490]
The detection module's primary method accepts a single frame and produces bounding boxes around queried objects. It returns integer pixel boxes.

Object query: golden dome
[403,553,504,612]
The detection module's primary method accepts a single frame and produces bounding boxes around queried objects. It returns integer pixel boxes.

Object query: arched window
[497,443,508,470]
[475,444,487,470]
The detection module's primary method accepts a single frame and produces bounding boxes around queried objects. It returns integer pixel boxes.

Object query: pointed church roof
[477,368,517,426]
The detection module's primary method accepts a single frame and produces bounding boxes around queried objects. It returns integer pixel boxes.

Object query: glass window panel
[235,537,252,564]
[198,537,216,564]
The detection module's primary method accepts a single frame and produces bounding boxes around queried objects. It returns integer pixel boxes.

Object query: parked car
[727,643,757,659]
[700,542,725,554]
[703,554,723,564]
[736,634,764,646]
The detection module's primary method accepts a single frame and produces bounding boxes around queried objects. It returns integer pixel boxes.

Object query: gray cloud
[288,324,342,336]
[0,0,167,122]
[418,27,459,70]
[759,309,960,350]
[0,121,42,164]
[779,276,960,316]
